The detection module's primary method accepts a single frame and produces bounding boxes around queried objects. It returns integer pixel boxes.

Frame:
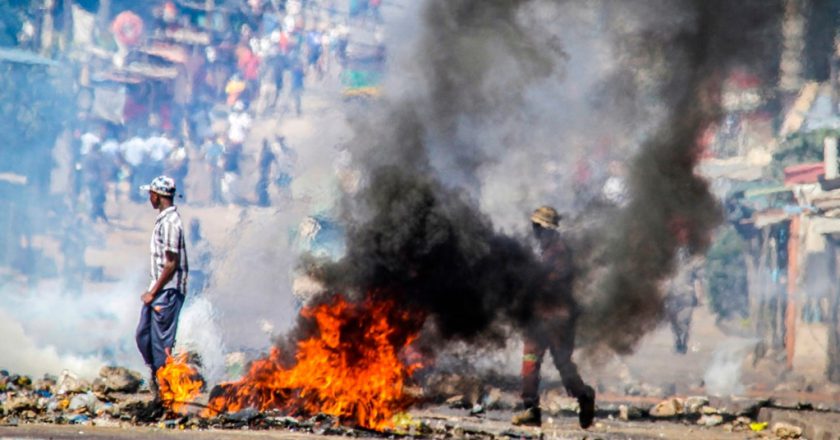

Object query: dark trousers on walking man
[515,307,595,429]
[521,310,589,409]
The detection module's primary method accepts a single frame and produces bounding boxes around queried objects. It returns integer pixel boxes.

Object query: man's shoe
[512,406,541,427]
[578,385,595,429]
[148,371,161,401]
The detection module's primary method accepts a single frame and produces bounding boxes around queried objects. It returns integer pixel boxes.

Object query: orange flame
[156,353,204,414]
[204,294,422,430]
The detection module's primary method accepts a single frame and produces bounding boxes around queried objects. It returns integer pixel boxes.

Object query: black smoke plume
[297,0,571,348]
[578,0,784,355]
[290,0,785,358]
[311,167,565,343]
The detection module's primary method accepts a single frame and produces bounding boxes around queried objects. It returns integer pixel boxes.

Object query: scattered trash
[749,421,768,432]
[228,407,260,423]
[68,414,90,425]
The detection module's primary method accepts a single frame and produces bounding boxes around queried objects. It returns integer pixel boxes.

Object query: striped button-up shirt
[149,206,189,293]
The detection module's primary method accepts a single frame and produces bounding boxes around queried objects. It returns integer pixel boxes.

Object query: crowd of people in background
[70,0,385,223]
[11,0,388,297]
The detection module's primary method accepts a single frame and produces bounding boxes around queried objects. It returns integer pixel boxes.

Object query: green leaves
[769,128,840,179]
[706,225,749,319]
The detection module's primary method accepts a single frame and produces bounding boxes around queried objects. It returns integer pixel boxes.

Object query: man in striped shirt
[135,175,189,398]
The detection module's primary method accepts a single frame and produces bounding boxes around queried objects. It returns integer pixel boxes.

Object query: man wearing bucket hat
[135,175,189,399]
[512,206,595,429]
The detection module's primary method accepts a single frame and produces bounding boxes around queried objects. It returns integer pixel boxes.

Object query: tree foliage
[706,225,749,319]
[769,129,840,179]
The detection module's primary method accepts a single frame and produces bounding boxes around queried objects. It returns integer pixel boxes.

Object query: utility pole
[826,235,840,383]
[98,0,111,40]
[62,0,73,50]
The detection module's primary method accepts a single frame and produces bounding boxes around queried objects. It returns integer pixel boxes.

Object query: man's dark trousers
[135,289,185,372]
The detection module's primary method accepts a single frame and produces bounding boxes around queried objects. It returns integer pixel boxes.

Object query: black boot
[675,334,688,354]
[577,385,595,429]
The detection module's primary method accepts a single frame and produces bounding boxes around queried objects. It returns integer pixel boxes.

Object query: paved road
[0,410,756,440]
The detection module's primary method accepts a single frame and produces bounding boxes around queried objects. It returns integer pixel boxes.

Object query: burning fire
[156,353,204,414]
[204,294,422,430]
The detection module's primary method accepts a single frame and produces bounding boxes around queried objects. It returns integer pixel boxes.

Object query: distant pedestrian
[291,59,305,116]
[305,28,323,76]
[256,139,277,207]
[274,136,296,198]
[236,45,261,100]
[221,142,243,205]
[225,74,247,106]
[665,248,702,354]
[201,137,225,204]
[272,53,288,108]
[82,142,108,223]
[664,217,703,354]
[135,176,189,400]
[227,101,252,148]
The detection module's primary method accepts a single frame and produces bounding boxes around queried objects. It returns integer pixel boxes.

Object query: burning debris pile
[0,362,415,434]
[204,293,423,430]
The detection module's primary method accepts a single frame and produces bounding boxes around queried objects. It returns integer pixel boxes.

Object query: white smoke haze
[206,115,355,351]
[206,208,301,351]
[0,276,144,379]
[0,308,105,379]
[0,267,227,385]
[704,338,757,397]
[174,296,227,385]
[0,271,225,381]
